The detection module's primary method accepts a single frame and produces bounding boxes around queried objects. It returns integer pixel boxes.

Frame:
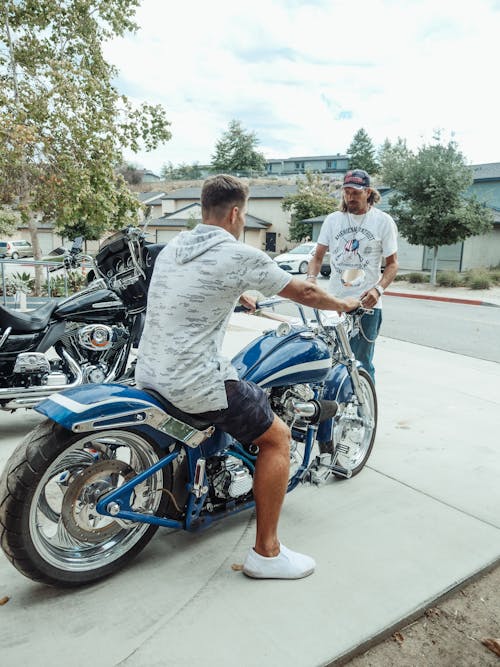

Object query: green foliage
[464,269,491,290]
[282,172,338,242]
[436,270,463,287]
[186,211,199,230]
[347,128,379,174]
[386,139,493,249]
[211,120,266,174]
[487,269,500,285]
[161,162,203,180]
[384,137,494,284]
[406,272,429,283]
[0,207,19,235]
[378,137,411,185]
[0,0,172,250]
[10,271,35,293]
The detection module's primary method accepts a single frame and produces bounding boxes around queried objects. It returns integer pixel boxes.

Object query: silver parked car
[0,239,33,259]
[273,242,331,276]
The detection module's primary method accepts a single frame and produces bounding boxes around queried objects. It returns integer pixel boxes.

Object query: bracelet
[374,284,384,296]
[306,274,318,280]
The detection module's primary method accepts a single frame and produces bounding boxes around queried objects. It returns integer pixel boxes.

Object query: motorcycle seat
[0,301,59,333]
[142,388,214,431]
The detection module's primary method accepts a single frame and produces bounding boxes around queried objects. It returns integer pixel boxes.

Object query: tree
[211,120,266,175]
[384,138,494,284]
[378,137,411,184]
[0,1,171,291]
[161,161,202,180]
[116,162,144,185]
[347,128,379,174]
[282,172,338,242]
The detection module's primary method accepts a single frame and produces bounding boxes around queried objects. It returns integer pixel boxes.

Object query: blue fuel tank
[232,326,331,388]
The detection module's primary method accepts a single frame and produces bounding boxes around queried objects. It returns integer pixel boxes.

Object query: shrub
[487,269,500,285]
[466,270,491,290]
[406,272,429,283]
[436,271,463,287]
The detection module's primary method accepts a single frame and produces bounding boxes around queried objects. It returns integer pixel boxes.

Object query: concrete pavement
[0,316,499,666]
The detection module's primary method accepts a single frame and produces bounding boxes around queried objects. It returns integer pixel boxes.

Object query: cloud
[107,0,500,171]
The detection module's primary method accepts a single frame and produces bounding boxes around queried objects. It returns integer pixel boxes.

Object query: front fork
[333,319,368,414]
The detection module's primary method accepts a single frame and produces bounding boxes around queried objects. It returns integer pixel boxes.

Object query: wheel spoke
[28,430,164,572]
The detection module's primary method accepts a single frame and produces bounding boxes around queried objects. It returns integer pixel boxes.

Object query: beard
[346,202,365,214]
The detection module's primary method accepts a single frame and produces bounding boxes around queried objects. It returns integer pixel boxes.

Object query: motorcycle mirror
[71,237,84,254]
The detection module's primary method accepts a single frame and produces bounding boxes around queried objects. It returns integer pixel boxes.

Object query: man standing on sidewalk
[307,169,398,381]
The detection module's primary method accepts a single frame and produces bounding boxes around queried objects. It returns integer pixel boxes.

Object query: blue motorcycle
[0,296,377,586]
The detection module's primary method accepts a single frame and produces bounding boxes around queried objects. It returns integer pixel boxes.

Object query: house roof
[267,155,349,163]
[136,191,166,204]
[162,184,298,200]
[151,210,271,230]
[471,162,500,181]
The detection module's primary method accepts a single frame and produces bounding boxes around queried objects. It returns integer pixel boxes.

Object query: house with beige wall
[149,184,298,253]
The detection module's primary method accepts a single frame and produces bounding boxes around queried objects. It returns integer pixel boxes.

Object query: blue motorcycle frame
[36,301,369,534]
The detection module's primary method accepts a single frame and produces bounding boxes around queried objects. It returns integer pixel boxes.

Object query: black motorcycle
[0,228,164,411]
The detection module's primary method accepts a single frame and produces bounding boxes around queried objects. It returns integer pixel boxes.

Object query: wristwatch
[306,274,318,280]
[374,284,385,296]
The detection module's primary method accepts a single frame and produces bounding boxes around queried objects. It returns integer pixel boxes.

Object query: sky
[103,0,500,174]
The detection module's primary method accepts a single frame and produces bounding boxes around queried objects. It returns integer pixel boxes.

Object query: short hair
[201,174,249,219]
[340,187,381,212]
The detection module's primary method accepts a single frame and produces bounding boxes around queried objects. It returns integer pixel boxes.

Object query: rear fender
[36,383,214,449]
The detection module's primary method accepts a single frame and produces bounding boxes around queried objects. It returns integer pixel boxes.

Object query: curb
[331,556,500,666]
[385,290,500,308]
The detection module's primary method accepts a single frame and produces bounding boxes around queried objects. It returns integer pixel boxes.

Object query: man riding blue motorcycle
[135,174,359,580]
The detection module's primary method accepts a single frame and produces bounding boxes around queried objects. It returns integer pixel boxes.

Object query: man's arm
[379,253,398,289]
[359,252,399,308]
[306,243,328,282]
[278,276,359,312]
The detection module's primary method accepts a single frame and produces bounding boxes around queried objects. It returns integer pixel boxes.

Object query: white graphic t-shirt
[317,208,398,308]
[135,224,291,413]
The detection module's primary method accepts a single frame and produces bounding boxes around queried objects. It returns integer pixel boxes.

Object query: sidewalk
[383,280,500,307]
[0,320,499,666]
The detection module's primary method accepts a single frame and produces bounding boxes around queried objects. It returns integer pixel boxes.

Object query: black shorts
[193,380,275,445]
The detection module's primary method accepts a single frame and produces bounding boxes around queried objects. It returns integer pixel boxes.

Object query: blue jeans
[350,308,382,382]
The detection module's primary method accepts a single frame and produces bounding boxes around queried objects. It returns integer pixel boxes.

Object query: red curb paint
[385,291,484,306]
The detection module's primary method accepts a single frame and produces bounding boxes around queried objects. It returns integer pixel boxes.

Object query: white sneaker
[242,544,316,579]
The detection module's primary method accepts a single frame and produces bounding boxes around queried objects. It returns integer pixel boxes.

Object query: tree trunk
[430,246,439,285]
[27,217,44,296]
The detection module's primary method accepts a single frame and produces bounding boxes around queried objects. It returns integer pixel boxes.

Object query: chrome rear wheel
[0,420,171,586]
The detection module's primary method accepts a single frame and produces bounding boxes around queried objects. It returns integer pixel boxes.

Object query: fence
[0,258,89,308]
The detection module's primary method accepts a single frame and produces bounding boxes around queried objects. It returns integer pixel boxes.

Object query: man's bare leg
[252,415,291,557]
[242,414,316,579]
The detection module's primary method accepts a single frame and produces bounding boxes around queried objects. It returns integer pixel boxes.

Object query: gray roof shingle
[162,185,298,200]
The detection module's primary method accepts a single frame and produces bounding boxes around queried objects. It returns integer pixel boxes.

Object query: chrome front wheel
[333,369,377,476]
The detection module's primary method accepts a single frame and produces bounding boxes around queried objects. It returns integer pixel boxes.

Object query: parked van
[0,240,33,259]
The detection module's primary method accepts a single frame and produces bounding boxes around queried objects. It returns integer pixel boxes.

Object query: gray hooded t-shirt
[135,224,291,412]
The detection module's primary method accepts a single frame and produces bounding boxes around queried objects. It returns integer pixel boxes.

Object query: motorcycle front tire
[0,419,172,587]
[319,368,378,478]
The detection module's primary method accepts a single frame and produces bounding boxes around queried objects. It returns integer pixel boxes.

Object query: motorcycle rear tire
[0,419,172,587]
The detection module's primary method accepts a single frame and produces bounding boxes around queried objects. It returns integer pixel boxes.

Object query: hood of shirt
[171,224,236,264]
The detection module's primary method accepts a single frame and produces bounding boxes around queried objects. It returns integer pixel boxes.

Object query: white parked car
[273,242,331,276]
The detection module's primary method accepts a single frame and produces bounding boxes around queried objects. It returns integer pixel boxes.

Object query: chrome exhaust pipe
[293,399,339,424]
[0,349,83,404]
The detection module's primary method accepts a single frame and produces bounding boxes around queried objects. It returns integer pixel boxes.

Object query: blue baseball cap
[343,169,370,189]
